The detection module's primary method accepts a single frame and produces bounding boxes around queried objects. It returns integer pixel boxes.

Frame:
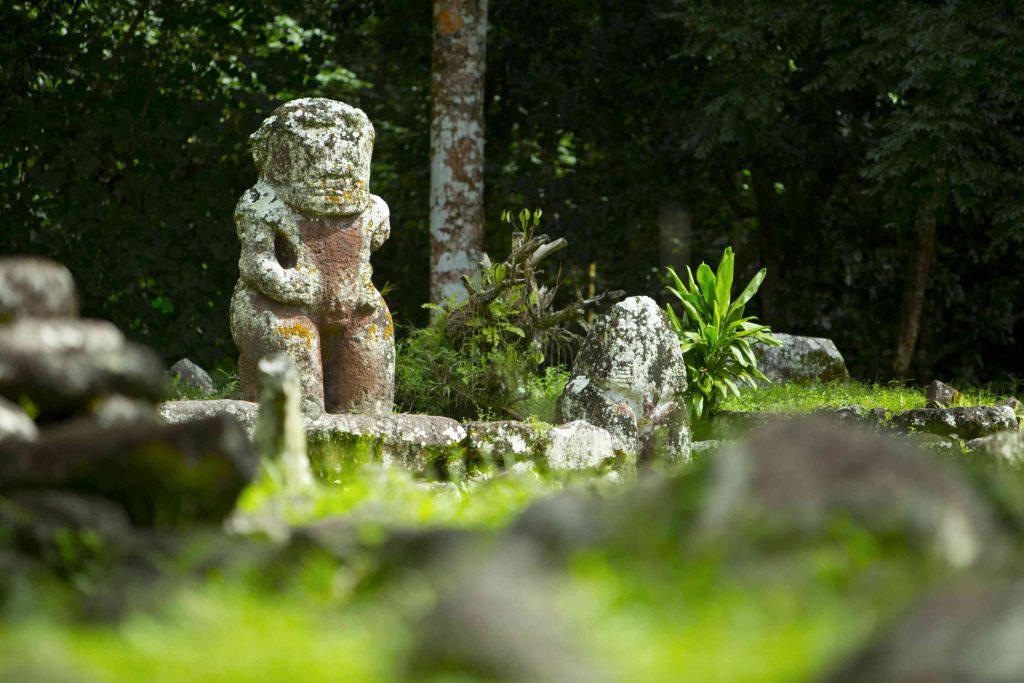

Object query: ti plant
[664,247,781,419]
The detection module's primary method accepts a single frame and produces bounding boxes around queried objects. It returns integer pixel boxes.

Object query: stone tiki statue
[230,98,394,414]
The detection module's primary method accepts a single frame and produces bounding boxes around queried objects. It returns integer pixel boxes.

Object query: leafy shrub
[396,210,622,419]
[664,247,780,418]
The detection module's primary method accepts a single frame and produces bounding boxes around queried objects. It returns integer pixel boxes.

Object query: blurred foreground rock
[0,257,78,321]
[0,396,37,445]
[558,296,690,463]
[0,319,164,417]
[968,431,1024,467]
[406,540,605,683]
[830,580,1024,682]
[0,415,256,525]
[753,332,849,383]
[700,419,1004,568]
[0,256,257,528]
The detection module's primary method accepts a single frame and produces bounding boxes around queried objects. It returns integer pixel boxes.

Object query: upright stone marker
[230,98,395,415]
[557,296,691,463]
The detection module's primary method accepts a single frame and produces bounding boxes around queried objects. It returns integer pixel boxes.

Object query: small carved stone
[230,98,395,415]
[926,379,957,408]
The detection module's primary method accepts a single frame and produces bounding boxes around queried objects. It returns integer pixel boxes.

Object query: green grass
[720,380,1005,414]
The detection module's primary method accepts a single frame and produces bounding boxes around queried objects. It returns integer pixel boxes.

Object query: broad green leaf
[696,263,716,307]
[715,246,734,313]
[729,268,767,316]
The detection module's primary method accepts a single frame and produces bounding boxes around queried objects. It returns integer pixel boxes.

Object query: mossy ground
[721,380,1009,414]
[2,380,1020,681]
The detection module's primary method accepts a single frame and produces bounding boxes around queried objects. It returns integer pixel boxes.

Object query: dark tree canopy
[2,0,1022,385]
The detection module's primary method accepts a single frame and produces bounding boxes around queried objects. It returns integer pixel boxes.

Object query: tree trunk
[892,210,937,380]
[752,175,781,326]
[658,200,692,273]
[429,0,488,304]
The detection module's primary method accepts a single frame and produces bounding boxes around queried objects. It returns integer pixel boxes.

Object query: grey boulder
[890,405,1017,440]
[926,379,957,408]
[169,358,215,397]
[557,296,690,463]
[753,332,849,384]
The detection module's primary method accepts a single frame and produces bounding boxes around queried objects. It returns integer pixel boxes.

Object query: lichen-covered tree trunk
[429,0,488,304]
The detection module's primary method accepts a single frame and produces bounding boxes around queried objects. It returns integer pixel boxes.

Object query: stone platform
[158,400,629,477]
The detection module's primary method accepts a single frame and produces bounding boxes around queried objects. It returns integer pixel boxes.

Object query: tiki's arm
[235,187,318,306]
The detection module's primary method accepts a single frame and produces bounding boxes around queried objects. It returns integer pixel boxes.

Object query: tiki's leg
[230,283,325,413]
[321,296,395,414]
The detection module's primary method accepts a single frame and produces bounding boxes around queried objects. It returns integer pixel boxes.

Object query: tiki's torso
[234,180,388,326]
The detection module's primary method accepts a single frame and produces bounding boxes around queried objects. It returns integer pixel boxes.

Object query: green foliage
[665,247,780,418]
[397,209,614,420]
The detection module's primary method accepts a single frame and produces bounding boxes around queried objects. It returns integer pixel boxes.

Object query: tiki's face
[251,98,374,216]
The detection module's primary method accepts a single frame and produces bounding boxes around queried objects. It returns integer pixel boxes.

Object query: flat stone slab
[306,413,467,478]
[159,399,260,435]
[158,400,628,477]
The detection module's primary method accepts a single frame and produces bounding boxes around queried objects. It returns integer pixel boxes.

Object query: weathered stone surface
[255,353,312,487]
[890,405,1017,440]
[753,332,849,384]
[0,319,165,414]
[544,420,617,471]
[829,580,1024,682]
[0,257,78,321]
[557,296,690,463]
[700,420,1003,568]
[464,419,547,466]
[230,98,394,415]
[968,431,1024,467]
[0,415,257,526]
[169,358,215,396]
[158,399,260,434]
[926,379,957,408]
[306,413,467,479]
[0,396,36,445]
